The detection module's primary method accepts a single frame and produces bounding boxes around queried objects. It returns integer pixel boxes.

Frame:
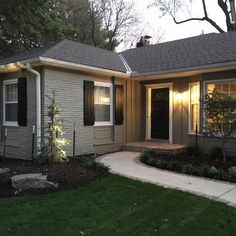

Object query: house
[0,31,236,160]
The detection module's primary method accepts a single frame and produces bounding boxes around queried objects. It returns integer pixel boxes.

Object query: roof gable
[120,31,236,74]
[1,31,236,76]
[0,39,127,73]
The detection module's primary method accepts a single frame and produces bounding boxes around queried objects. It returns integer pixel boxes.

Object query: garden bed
[140,151,236,183]
[0,157,108,198]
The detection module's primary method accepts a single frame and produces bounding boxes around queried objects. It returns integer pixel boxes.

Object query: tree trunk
[230,0,236,30]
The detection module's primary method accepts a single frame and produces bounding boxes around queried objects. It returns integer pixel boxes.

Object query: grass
[0,175,236,236]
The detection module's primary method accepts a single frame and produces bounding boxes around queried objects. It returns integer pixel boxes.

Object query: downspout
[25,63,41,149]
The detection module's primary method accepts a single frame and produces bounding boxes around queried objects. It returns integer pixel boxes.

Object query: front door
[151,88,169,139]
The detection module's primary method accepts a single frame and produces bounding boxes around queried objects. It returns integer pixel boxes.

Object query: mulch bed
[0,158,108,198]
[162,154,236,171]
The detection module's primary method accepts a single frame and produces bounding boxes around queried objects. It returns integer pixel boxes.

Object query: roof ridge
[121,32,218,54]
[51,39,119,56]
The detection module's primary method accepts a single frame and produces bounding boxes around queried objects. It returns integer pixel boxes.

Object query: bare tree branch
[152,0,234,33]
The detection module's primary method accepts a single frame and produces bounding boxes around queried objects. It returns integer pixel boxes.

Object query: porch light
[175,93,184,101]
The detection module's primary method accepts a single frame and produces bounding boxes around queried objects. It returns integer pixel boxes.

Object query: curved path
[97,151,236,208]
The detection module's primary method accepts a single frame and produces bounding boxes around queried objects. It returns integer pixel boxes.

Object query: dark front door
[151,88,169,139]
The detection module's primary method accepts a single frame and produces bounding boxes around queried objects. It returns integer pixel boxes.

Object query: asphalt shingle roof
[121,31,236,74]
[1,31,236,75]
[0,39,127,72]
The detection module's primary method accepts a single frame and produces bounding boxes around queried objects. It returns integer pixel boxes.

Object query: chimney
[136,35,152,48]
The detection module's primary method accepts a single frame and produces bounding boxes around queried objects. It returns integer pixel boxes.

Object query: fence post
[2,128,7,163]
[195,124,198,145]
[73,123,76,159]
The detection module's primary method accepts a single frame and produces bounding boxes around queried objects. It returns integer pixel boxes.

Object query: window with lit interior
[207,81,236,98]
[94,82,113,125]
[189,82,200,133]
[3,80,18,125]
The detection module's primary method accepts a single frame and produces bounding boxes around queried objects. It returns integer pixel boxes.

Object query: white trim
[94,81,113,126]
[188,82,200,135]
[145,83,173,144]
[39,57,129,78]
[202,78,236,133]
[3,79,18,127]
[132,61,236,79]
[203,78,236,94]
[118,54,132,74]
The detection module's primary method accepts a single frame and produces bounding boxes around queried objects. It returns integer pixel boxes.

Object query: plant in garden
[185,143,201,157]
[202,89,236,162]
[37,91,69,164]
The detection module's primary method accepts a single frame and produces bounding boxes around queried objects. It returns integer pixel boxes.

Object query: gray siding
[42,67,127,156]
[140,70,236,156]
[0,71,37,159]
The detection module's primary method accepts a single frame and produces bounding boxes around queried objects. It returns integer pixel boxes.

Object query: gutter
[25,63,41,150]
[39,57,130,78]
[131,60,236,80]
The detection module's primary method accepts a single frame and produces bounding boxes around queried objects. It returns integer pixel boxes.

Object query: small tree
[202,89,236,162]
[37,91,69,164]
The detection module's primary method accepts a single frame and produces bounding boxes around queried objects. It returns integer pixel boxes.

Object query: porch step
[122,142,186,156]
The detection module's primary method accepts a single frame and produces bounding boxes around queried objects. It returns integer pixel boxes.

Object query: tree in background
[151,0,236,33]
[0,0,139,55]
[95,0,139,51]
[37,91,69,164]
[0,0,74,57]
[202,89,236,162]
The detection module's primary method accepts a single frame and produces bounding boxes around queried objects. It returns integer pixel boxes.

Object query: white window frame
[203,78,236,96]
[203,78,236,134]
[188,82,200,134]
[3,79,18,126]
[94,81,113,126]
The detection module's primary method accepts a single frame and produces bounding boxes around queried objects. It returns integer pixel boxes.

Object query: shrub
[182,164,194,174]
[37,91,69,164]
[169,161,182,172]
[200,165,211,177]
[78,155,109,174]
[185,143,200,157]
[140,151,156,165]
[210,146,224,160]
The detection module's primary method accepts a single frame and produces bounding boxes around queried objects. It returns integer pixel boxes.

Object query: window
[3,80,18,126]
[189,82,200,133]
[207,81,236,98]
[205,79,236,136]
[94,82,113,125]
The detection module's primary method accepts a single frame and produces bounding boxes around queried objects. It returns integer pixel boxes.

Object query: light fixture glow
[175,93,184,101]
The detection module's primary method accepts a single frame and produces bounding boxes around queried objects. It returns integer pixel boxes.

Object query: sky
[117,0,228,51]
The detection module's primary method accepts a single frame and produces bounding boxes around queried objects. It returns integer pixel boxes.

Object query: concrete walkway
[98,151,236,208]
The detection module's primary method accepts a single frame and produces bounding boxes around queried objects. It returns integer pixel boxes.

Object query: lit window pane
[191,104,199,131]
[222,83,230,93]
[94,85,111,122]
[230,92,236,98]
[95,104,110,122]
[190,83,199,133]
[6,83,18,102]
[207,84,215,93]
[95,86,110,105]
[230,82,236,92]
[215,84,222,92]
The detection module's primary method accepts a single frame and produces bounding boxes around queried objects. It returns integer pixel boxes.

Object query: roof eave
[130,61,236,80]
[38,57,130,78]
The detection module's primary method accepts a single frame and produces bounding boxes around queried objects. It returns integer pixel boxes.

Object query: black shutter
[84,80,95,126]
[17,77,27,126]
[115,85,124,125]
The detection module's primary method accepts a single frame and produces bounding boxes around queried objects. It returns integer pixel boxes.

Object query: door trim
[145,83,173,144]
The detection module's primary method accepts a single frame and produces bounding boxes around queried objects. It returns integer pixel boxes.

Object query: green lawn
[0,175,236,236]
